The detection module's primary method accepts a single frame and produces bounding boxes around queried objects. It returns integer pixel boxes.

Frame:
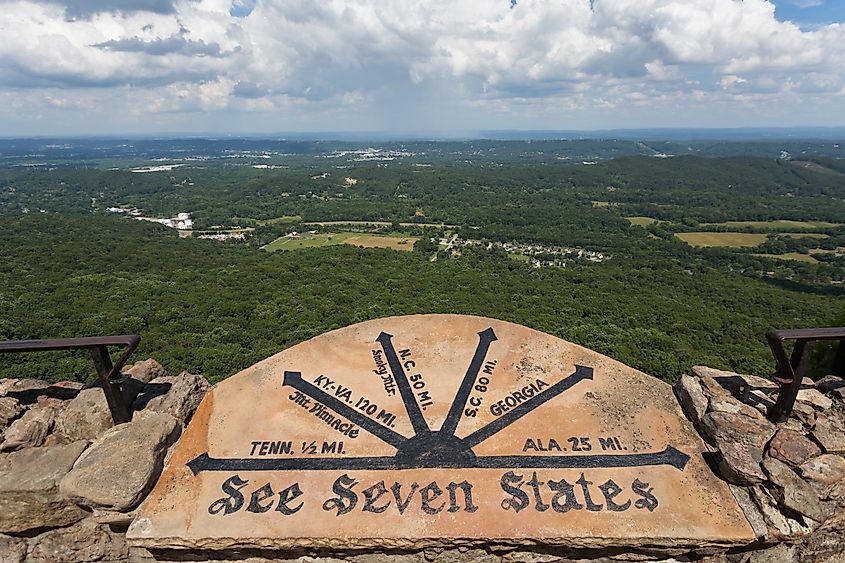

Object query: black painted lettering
[446,481,478,513]
[527,471,550,512]
[247,483,275,513]
[500,471,529,513]
[633,478,659,512]
[420,482,445,514]
[322,474,358,516]
[391,482,419,515]
[547,478,582,513]
[208,475,248,515]
[576,473,603,512]
[599,480,631,512]
[276,483,304,515]
[362,481,390,514]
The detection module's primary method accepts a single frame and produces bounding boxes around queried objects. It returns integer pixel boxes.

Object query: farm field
[700,220,840,230]
[626,216,657,226]
[303,220,452,228]
[676,232,768,248]
[263,232,418,252]
[781,233,829,239]
[753,253,819,264]
[232,215,303,225]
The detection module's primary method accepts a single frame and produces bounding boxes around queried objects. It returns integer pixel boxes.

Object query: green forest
[0,139,843,385]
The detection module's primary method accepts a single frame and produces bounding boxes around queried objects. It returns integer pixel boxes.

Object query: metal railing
[766,327,845,422]
[0,335,140,424]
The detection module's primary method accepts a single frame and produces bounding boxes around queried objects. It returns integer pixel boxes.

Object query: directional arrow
[186,445,689,475]
[376,332,431,436]
[441,327,497,438]
[462,364,594,448]
[283,370,407,449]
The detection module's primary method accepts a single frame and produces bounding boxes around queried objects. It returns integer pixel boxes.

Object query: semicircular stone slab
[128,314,755,551]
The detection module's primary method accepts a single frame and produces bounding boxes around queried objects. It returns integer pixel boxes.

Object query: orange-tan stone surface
[127,314,755,550]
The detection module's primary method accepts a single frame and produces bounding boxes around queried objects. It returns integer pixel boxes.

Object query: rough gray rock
[795,389,833,411]
[768,429,822,467]
[133,371,209,426]
[798,455,845,497]
[815,375,845,394]
[701,411,777,450]
[709,394,765,420]
[797,510,845,563]
[812,413,845,455]
[0,441,89,533]
[125,359,167,384]
[791,400,817,427]
[0,400,60,451]
[0,397,23,430]
[0,379,48,404]
[0,534,27,563]
[750,485,792,537]
[692,366,779,393]
[25,517,128,563]
[674,374,708,424]
[735,543,798,563]
[54,387,113,442]
[762,457,826,523]
[729,485,768,539]
[60,411,180,512]
[719,441,766,485]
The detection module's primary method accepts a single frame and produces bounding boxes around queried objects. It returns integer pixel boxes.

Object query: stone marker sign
[128,314,755,550]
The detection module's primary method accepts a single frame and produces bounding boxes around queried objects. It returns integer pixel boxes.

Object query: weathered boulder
[0,379,48,404]
[60,411,180,512]
[798,455,845,497]
[750,485,794,537]
[729,485,768,539]
[0,397,23,429]
[798,510,845,563]
[812,414,845,455]
[125,359,166,384]
[0,400,60,451]
[701,411,777,450]
[0,534,27,563]
[791,400,817,427]
[768,429,822,467]
[815,375,845,394]
[54,387,113,442]
[674,374,708,424]
[25,517,128,563]
[718,441,766,485]
[762,457,826,523]
[0,441,89,533]
[709,394,765,420]
[796,388,833,411]
[133,371,208,426]
[692,366,778,393]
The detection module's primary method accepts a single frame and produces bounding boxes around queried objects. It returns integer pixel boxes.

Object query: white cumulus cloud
[0,0,843,133]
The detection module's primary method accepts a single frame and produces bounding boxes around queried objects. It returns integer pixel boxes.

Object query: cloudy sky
[0,0,844,135]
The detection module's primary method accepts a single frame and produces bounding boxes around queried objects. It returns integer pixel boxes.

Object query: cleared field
[233,215,303,225]
[264,232,417,252]
[781,233,829,239]
[263,232,348,251]
[304,220,454,228]
[342,234,418,251]
[701,220,839,230]
[790,160,845,177]
[677,232,768,248]
[753,253,819,264]
[626,216,657,226]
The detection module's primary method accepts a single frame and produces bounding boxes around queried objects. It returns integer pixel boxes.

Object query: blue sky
[774,0,845,26]
[0,0,843,135]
